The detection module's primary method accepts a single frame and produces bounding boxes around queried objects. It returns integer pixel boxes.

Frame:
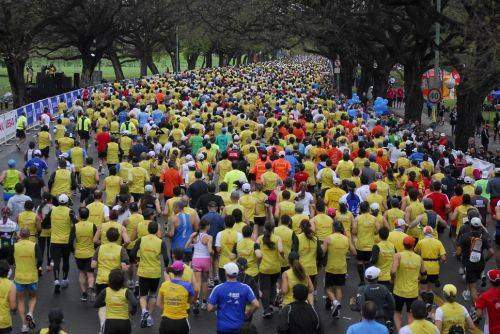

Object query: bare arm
[93,227,102,244]
[390,253,400,281]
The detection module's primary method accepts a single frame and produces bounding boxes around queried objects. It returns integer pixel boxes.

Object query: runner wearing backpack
[456,217,494,306]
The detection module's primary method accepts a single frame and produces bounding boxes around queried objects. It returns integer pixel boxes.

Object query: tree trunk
[146,53,159,75]
[4,55,27,107]
[139,56,148,77]
[455,84,484,150]
[218,53,225,67]
[169,52,178,72]
[235,54,242,66]
[403,62,424,121]
[106,48,125,81]
[185,52,199,70]
[358,64,372,96]
[205,52,213,68]
[80,55,98,87]
[340,61,354,97]
[242,54,248,64]
[373,68,389,98]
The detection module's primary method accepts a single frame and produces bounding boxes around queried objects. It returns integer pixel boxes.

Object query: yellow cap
[443,284,457,296]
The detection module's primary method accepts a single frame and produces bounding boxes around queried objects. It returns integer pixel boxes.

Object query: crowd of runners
[0,55,499,334]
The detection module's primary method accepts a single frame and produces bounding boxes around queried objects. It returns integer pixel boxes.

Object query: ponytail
[262,222,275,249]
[291,259,306,281]
[48,320,62,334]
[300,219,314,240]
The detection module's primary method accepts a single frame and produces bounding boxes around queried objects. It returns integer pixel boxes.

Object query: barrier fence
[0,77,142,145]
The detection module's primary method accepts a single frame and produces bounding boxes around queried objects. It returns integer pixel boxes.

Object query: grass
[0,54,218,96]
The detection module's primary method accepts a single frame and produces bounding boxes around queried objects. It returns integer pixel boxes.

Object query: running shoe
[21,324,28,333]
[98,323,105,334]
[26,313,36,329]
[146,316,154,327]
[54,280,61,294]
[481,273,487,288]
[263,308,273,319]
[331,302,341,318]
[192,301,200,315]
[61,279,69,289]
[325,298,332,311]
[140,311,150,328]
[87,287,95,302]
[462,290,470,302]
[201,302,208,310]
[80,292,88,302]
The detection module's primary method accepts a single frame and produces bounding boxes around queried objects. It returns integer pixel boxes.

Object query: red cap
[369,183,378,191]
[487,269,500,283]
[403,236,415,247]
[405,181,414,189]
[327,208,336,217]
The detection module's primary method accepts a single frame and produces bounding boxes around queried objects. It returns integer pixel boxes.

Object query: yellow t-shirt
[325,233,349,274]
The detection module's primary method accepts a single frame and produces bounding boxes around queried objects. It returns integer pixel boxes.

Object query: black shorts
[254,217,266,226]
[131,193,143,202]
[465,267,484,283]
[41,147,50,158]
[0,327,12,334]
[75,257,93,272]
[356,250,372,262]
[421,274,439,284]
[79,130,90,140]
[394,294,417,312]
[155,181,164,194]
[104,319,131,334]
[325,272,346,287]
[95,283,108,296]
[138,277,160,297]
[16,129,25,139]
[126,249,137,264]
[159,317,189,334]
[280,266,290,275]
[98,151,107,159]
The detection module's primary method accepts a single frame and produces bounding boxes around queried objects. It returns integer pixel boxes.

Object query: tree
[39,0,127,87]
[0,0,74,106]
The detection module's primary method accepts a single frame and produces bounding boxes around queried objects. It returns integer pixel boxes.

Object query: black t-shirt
[459,230,491,268]
[23,175,45,199]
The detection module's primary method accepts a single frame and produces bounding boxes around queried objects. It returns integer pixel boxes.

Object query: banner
[72,90,80,101]
[24,104,34,126]
[34,101,43,124]
[0,110,17,144]
[65,93,73,108]
[50,96,59,113]
[41,98,50,113]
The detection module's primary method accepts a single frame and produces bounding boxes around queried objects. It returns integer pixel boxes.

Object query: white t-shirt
[40,113,51,127]
[215,231,242,247]
[295,192,314,216]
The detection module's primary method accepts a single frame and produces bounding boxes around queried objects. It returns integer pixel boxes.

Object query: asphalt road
[0,127,492,334]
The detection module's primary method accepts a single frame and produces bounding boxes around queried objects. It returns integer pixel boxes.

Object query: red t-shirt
[95,132,110,153]
[294,171,309,191]
[476,287,500,334]
[424,192,449,220]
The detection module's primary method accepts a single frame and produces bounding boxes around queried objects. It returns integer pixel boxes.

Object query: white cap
[470,217,482,227]
[278,151,285,157]
[440,133,446,137]
[370,202,380,211]
[58,194,69,204]
[333,178,342,186]
[365,266,381,280]
[223,262,239,276]
[145,184,154,192]
[112,205,122,211]
[400,151,406,156]
[464,176,473,184]
[59,152,69,159]
[233,135,240,141]
[33,149,41,156]
[242,183,251,193]
[185,154,193,161]
[148,151,156,157]
[339,197,347,205]
[395,218,406,228]
[197,153,205,161]
[187,161,196,168]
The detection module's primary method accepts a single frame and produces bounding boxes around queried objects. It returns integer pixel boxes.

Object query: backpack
[469,234,483,263]
[346,192,360,216]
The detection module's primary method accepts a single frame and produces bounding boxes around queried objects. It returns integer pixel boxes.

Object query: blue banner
[72,90,80,100]
[50,96,59,113]
[24,104,34,125]
[65,93,73,108]
[41,98,50,111]
[34,101,43,123]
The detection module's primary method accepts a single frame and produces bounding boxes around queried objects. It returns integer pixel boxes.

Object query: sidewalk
[391,107,500,152]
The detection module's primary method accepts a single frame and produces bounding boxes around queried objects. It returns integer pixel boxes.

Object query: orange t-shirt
[272,159,291,180]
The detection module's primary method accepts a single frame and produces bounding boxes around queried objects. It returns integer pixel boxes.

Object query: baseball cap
[423,226,434,235]
[58,194,69,204]
[187,161,196,168]
[145,184,154,193]
[403,236,415,247]
[7,159,16,167]
[443,284,457,296]
[278,151,285,157]
[473,169,481,180]
[223,262,239,276]
[470,217,482,227]
[365,266,381,280]
[370,202,380,211]
[333,178,342,186]
[171,261,184,273]
[440,133,446,137]
[369,183,377,191]
[487,269,500,283]
[185,154,193,161]
[327,208,336,217]
[33,149,41,156]
[197,153,205,161]
[464,176,473,184]
[395,218,406,228]
[148,151,156,157]
[242,183,251,193]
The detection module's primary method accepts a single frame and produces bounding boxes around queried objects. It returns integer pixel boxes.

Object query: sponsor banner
[0,110,17,144]
[34,101,43,124]
[50,96,59,113]
[65,92,73,108]
[24,104,34,126]
[72,90,80,100]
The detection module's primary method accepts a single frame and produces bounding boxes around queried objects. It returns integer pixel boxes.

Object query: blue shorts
[14,282,38,293]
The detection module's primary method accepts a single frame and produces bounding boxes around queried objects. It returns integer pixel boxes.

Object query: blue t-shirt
[138,111,149,127]
[208,281,256,333]
[202,212,225,239]
[24,158,48,179]
[170,279,195,297]
[346,320,389,334]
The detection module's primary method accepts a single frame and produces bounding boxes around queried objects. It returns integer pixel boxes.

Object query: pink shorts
[192,257,211,272]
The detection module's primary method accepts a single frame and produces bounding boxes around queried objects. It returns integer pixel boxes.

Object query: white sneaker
[462,290,471,301]
[61,279,69,288]
[21,324,29,333]
[458,267,464,275]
